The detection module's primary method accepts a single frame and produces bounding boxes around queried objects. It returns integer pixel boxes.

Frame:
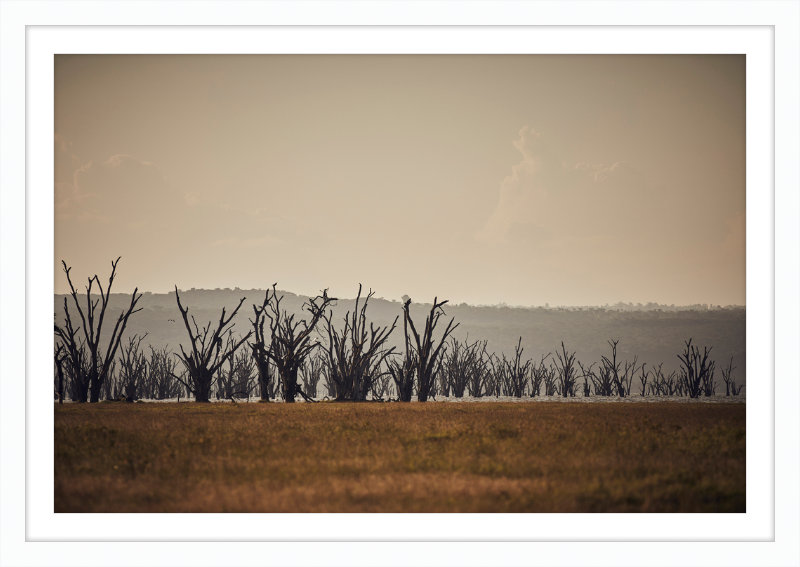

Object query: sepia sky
[55,55,745,306]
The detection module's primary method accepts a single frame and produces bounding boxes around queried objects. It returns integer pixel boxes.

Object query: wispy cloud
[477,127,652,245]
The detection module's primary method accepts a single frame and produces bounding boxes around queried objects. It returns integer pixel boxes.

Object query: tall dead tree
[587,359,611,397]
[119,334,148,402]
[577,361,597,397]
[172,286,252,402]
[300,351,325,399]
[261,284,336,403]
[720,358,744,396]
[621,356,642,397]
[485,354,504,397]
[600,340,627,397]
[648,363,665,395]
[721,357,736,396]
[58,258,142,402]
[637,364,651,396]
[504,337,531,398]
[677,339,716,398]
[429,356,446,399]
[386,302,419,403]
[530,353,551,397]
[387,353,416,402]
[487,354,506,396]
[55,308,90,402]
[250,289,276,402]
[216,330,249,399]
[65,342,90,402]
[321,285,397,401]
[468,349,491,398]
[554,342,578,397]
[233,348,258,399]
[543,362,558,396]
[402,298,459,402]
[443,337,489,398]
[146,346,181,400]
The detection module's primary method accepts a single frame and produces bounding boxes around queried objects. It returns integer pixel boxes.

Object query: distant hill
[54,288,747,384]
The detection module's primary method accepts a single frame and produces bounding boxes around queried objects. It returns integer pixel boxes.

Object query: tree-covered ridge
[54,287,746,385]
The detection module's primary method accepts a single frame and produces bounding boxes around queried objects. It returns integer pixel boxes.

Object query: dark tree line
[54,259,744,403]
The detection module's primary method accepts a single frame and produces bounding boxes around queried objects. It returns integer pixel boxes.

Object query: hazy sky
[55,55,745,306]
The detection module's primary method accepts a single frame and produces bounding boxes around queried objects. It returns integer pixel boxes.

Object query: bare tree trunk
[388,357,415,402]
[722,358,740,396]
[54,345,67,404]
[173,287,252,403]
[601,340,626,397]
[402,298,459,403]
[281,366,298,403]
[257,284,336,404]
[320,285,397,401]
[554,342,578,398]
[677,339,715,399]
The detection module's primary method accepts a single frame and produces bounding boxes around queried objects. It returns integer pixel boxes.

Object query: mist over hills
[54,288,747,384]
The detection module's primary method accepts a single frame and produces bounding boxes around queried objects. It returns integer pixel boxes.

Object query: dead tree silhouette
[321,285,397,401]
[119,334,148,402]
[637,364,651,396]
[677,339,716,398]
[622,356,642,397]
[55,308,89,402]
[300,351,326,399]
[463,339,490,398]
[577,361,596,397]
[250,288,277,402]
[600,340,626,397]
[554,342,578,397]
[529,353,551,397]
[260,284,336,403]
[402,298,459,402]
[232,347,258,400]
[58,258,142,403]
[504,337,531,398]
[146,345,181,400]
[172,286,252,402]
[649,363,677,396]
[387,353,416,402]
[485,354,504,397]
[216,330,255,400]
[442,337,489,398]
[720,357,744,396]
[719,357,744,396]
[543,361,558,396]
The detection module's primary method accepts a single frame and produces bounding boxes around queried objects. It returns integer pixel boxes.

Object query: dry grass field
[55,401,745,513]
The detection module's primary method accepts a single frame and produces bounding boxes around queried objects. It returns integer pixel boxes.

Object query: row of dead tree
[56,333,745,403]
[53,258,744,404]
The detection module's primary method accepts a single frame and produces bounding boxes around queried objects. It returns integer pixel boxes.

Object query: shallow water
[62,393,745,404]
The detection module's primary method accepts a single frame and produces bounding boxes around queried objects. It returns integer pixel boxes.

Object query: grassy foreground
[55,401,745,513]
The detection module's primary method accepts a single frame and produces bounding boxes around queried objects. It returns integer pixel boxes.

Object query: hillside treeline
[54,289,745,382]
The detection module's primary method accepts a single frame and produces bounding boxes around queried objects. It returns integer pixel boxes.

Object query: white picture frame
[1,2,798,566]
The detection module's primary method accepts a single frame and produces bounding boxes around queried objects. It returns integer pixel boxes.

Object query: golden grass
[55,401,745,513]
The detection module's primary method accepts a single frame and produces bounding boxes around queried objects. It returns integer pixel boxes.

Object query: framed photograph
[2,2,798,566]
